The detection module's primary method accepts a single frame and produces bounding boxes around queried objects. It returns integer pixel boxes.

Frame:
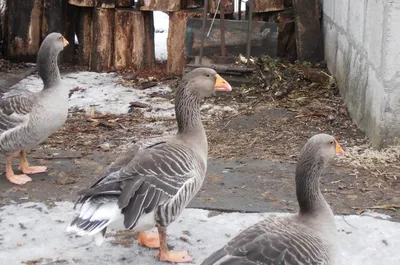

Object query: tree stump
[78,7,93,67]
[252,0,284,12]
[210,0,234,14]
[138,0,181,11]
[68,0,96,7]
[97,0,115,8]
[114,8,134,70]
[90,8,114,72]
[5,0,42,62]
[167,11,202,75]
[132,11,155,69]
[115,0,135,7]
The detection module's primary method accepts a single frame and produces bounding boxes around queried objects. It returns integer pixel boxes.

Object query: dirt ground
[0,58,399,222]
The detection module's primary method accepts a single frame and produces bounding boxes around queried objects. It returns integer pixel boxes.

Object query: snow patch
[0,202,399,265]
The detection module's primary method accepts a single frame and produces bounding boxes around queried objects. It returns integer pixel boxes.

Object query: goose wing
[76,139,201,229]
[201,219,330,265]
[0,91,35,135]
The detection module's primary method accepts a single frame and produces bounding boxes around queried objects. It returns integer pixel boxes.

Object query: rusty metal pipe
[199,0,209,65]
[220,0,226,57]
[246,0,253,66]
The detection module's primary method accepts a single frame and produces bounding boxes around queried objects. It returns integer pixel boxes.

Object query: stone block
[363,67,385,148]
[365,0,384,71]
[382,2,400,86]
[348,0,365,46]
[345,47,368,124]
[323,0,334,19]
[381,91,400,146]
[323,19,338,76]
[335,32,349,91]
[334,0,348,30]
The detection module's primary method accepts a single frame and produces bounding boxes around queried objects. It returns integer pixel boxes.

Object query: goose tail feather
[66,196,121,245]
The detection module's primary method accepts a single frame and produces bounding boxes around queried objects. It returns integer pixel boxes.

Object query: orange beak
[335,140,344,156]
[62,36,69,47]
[214,74,232,92]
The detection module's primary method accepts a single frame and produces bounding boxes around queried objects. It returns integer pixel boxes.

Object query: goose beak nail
[63,37,69,47]
[214,74,232,92]
[335,141,344,155]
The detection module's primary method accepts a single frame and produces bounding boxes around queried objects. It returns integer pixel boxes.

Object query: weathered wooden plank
[114,8,134,70]
[132,11,155,69]
[78,7,93,67]
[5,0,42,62]
[68,0,96,7]
[61,0,79,63]
[115,0,135,7]
[186,18,278,58]
[210,0,234,14]
[277,10,296,62]
[167,11,202,75]
[41,0,64,41]
[90,8,114,72]
[251,0,284,13]
[138,0,181,11]
[292,0,323,62]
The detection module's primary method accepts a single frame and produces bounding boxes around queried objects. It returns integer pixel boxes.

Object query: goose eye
[329,140,334,145]
[205,74,211,77]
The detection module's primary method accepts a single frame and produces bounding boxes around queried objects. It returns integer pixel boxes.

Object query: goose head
[301,134,344,166]
[179,68,232,99]
[39,32,69,57]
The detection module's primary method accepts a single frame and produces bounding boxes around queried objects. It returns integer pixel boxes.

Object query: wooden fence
[2,0,306,75]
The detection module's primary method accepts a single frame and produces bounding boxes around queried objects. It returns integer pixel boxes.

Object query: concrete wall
[322,0,400,148]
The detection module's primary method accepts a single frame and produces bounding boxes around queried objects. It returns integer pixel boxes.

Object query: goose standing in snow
[201,134,344,265]
[0,32,69,185]
[67,68,232,263]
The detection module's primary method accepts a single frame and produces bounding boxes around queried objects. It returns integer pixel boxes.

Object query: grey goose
[67,68,232,263]
[201,134,344,265]
[0,32,69,185]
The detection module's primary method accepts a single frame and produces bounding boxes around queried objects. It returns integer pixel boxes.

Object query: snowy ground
[10,72,237,119]
[0,202,399,265]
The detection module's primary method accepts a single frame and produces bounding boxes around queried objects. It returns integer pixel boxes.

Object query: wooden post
[90,8,114,72]
[41,0,64,42]
[167,11,202,75]
[132,11,155,69]
[78,7,93,67]
[138,0,181,11]
[114,8,134,70]
[5,0,42,62]
[292,0,323,62]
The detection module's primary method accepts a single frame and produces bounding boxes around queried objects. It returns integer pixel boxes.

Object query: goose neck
[175,90,203,135]
[37,46,61,88]
[295,156,328,215]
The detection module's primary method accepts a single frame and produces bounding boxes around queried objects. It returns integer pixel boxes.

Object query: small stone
[327,114,336,121]
[56,172,76,185]
[99,142,111,151]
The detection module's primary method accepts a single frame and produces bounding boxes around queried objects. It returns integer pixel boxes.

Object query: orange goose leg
[137,231,162,249]
[155,226,193,263]
[5,153,32,185]
[18,150,47,174]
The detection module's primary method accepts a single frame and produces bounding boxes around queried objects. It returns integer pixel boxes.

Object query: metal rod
[246,0,253,66]
[238,0,242,20]
[220,0,226,57]
[199,0,209,65]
